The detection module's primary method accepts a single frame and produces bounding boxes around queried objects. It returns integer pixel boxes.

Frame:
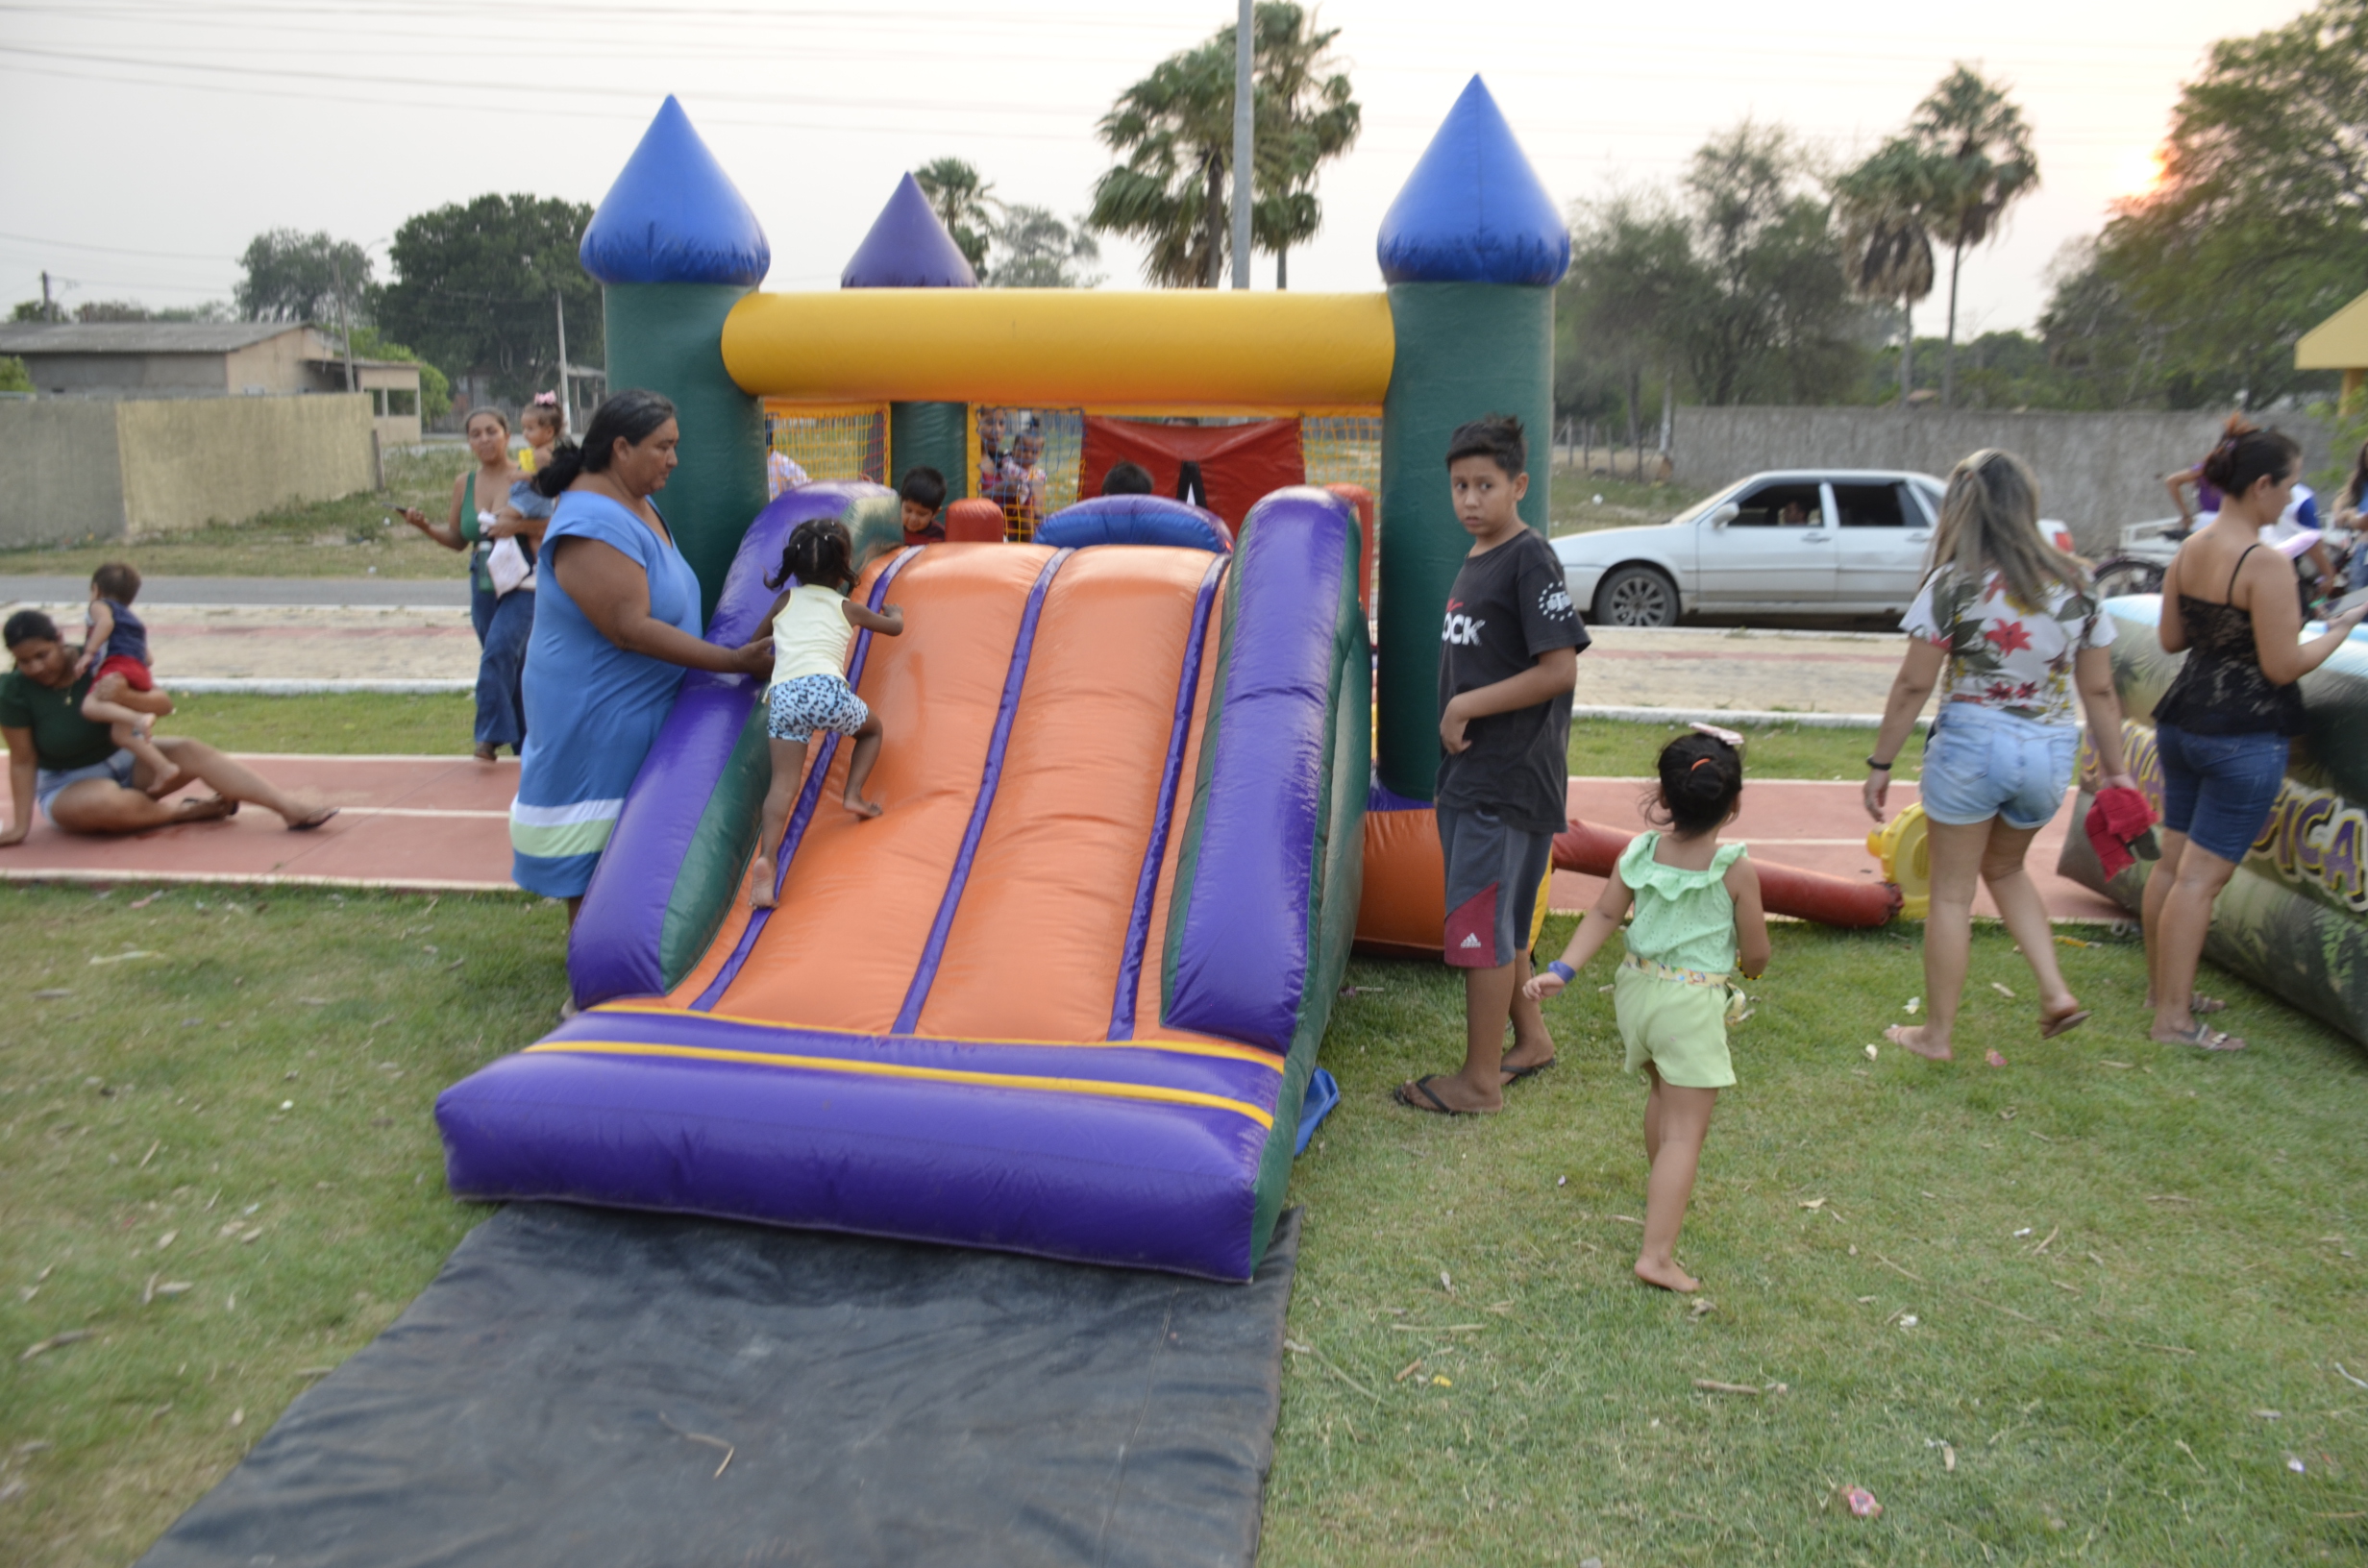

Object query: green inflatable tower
[1374,77,1572,801]
[579,95,772,621]
[841,171,981,507]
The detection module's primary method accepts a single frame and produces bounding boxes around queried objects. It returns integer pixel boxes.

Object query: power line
[0,229,232,261]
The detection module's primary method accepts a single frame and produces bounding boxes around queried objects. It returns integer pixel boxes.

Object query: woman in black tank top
[2144,422,2364,1051]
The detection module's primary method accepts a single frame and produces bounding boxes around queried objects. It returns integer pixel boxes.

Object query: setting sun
[2111,145,2169,198]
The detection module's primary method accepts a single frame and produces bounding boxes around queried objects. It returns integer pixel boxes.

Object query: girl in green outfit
[1528,729,1769,1293]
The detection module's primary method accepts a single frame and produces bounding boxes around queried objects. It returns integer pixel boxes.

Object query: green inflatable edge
[1376,281,1555,801]
[890,402,970,504]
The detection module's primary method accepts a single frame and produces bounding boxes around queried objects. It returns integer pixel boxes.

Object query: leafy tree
[1833,139,1943,406]
[1089,2,1358,287]
[235,230,374,326]
[348,325,452,421]
[154,301,234,324]
[1562,192,1697,453]
[1677,123,1867,404]
[0,355,30,393]
[914,158,998,273]
[1907,66,2040,408]
[983,207,1101,288]
[2043,0,2364,408]
[9,302,44,322]
[374,194,599,404]
[72,300,151,323]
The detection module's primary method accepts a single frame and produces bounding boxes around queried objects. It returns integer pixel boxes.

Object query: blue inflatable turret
[582,95,772,614]
[842,173,979,511]
[1373,75,1570,798]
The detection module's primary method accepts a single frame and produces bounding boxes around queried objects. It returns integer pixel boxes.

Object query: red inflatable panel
[1078,416,1304,529]
[943,497,1006,543]
[1551,819,1901,928]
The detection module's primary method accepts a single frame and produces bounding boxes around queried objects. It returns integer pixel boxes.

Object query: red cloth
[91,653,152,692]
[1077,416,1304,529]
[2085,786,2157,879]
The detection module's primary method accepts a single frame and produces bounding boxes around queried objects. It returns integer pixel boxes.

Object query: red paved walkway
[1555,776,2123,924]
[0,755,2123,922]
[0,755,516,891]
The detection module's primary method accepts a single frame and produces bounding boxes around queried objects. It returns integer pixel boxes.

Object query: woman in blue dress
[509,390,772,919]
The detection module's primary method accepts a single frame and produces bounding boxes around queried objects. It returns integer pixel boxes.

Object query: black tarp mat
[136,1204,1299,1568]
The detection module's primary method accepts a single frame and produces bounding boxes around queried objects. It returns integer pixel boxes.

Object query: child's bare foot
[749,854,777,909]
[1635,1256,1700,1292]
[844,795,883,820]
[173,794,238,824]
[1884,1023,1952,1061]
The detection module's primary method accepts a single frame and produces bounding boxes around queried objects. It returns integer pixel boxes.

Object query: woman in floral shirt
[1862,450,2138,1061]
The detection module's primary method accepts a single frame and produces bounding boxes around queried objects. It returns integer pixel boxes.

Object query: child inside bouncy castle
[898,465,949,544]
[747,517,906,909]
[1394,414,1588,1117]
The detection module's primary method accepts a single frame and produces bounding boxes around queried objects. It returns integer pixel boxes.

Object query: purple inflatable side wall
[1164,488,1354,1051]
[567,482,890,1004]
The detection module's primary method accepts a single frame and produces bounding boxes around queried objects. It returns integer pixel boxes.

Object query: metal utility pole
[1229,0,1252,289]
[553,287,571,435]
[331,255,357,392]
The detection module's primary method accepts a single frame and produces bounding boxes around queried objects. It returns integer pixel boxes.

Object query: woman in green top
[397,405,536,762]
[2,610,335,843]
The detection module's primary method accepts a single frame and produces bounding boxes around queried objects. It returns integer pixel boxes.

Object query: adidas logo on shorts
[1459,934,1483,949]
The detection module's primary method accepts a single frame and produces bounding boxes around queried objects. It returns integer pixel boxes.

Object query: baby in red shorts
[73,561,171,785]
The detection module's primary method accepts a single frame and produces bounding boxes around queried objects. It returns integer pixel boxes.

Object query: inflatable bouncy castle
[436,83,1579,1278]
[2059,597,2368,1047]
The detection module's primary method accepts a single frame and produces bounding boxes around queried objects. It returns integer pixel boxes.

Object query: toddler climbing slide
[436,484,1367,1280]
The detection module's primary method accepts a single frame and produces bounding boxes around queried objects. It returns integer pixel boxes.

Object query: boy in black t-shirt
[1395,415,1589,1116]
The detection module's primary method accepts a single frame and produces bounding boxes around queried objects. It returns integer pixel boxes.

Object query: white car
[1554,469,1952,626]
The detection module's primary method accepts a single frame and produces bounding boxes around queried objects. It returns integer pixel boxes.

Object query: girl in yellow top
[748,517,905,909]
[1526,729,1769,1293]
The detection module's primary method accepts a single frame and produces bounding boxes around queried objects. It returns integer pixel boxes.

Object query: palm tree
[1834,139,1941,407]
[1090,3,1359,289]
[1909,65,2039,408]
[914,159,999,274]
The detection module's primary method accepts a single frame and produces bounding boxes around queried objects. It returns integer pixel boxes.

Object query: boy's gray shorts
[1437,805,1553,969]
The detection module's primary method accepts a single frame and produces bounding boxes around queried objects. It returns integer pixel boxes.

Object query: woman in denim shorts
[1862,451,2138,1062]
[2143,421,2367,1051]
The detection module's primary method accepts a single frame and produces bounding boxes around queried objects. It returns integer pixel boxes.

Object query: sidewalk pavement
[0,575,468,607]
[0,754,2121,925]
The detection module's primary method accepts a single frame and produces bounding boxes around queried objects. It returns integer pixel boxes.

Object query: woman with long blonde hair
[1862,450,2138,1060]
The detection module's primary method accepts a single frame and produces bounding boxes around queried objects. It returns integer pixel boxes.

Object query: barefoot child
[71,562,172,789]
[748,518,904,909]
[1526,729,1769,1292]
[1394,414,1587,1115]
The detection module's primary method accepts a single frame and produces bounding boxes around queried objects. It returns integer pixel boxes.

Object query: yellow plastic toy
[1866,803,1932,919]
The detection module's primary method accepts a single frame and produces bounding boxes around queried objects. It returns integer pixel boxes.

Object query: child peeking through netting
[747,516,906,910]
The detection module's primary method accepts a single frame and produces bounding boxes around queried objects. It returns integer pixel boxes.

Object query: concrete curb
[1572,702,1929,731]
[173,679,474,695]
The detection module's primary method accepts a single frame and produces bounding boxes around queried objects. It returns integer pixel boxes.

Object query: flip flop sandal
[287,807,341,832]
[2192,994,2228,1016]
[1501,1057,1557,1084]
[2161,1021,2247,1051]
[1393,1075,1477,1116]
[2038,1007,2092,1039]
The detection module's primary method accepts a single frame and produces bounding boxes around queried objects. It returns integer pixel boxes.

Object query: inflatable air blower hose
[1865,803,1931,919]
[1552,818,1902,927]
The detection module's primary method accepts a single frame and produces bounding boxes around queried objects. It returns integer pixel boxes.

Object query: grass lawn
[8,712,2360,1565]
[1571,717,1902,785]
[0,447,472,580]
[1548,470,1715,538]
[157,691,481,757]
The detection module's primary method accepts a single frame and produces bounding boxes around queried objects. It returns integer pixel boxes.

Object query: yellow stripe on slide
[524,1041,1274,1128]
[588,1000,1283,1070]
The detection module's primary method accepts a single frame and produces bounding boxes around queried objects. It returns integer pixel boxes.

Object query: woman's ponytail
[530,441,585,499]
[2198,414,2300,500]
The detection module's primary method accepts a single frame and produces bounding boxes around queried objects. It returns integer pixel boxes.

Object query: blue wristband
[1547,961,1576,984]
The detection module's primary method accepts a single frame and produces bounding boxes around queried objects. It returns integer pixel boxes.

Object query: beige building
[0,321,425,446]
[2298,288,2368,416]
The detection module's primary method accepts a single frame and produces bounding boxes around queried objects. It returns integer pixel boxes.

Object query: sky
[0,0,2319,339]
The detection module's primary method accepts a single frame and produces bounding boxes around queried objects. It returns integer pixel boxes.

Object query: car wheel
[1594,566,1679,627]
[2090,556,2164,600]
